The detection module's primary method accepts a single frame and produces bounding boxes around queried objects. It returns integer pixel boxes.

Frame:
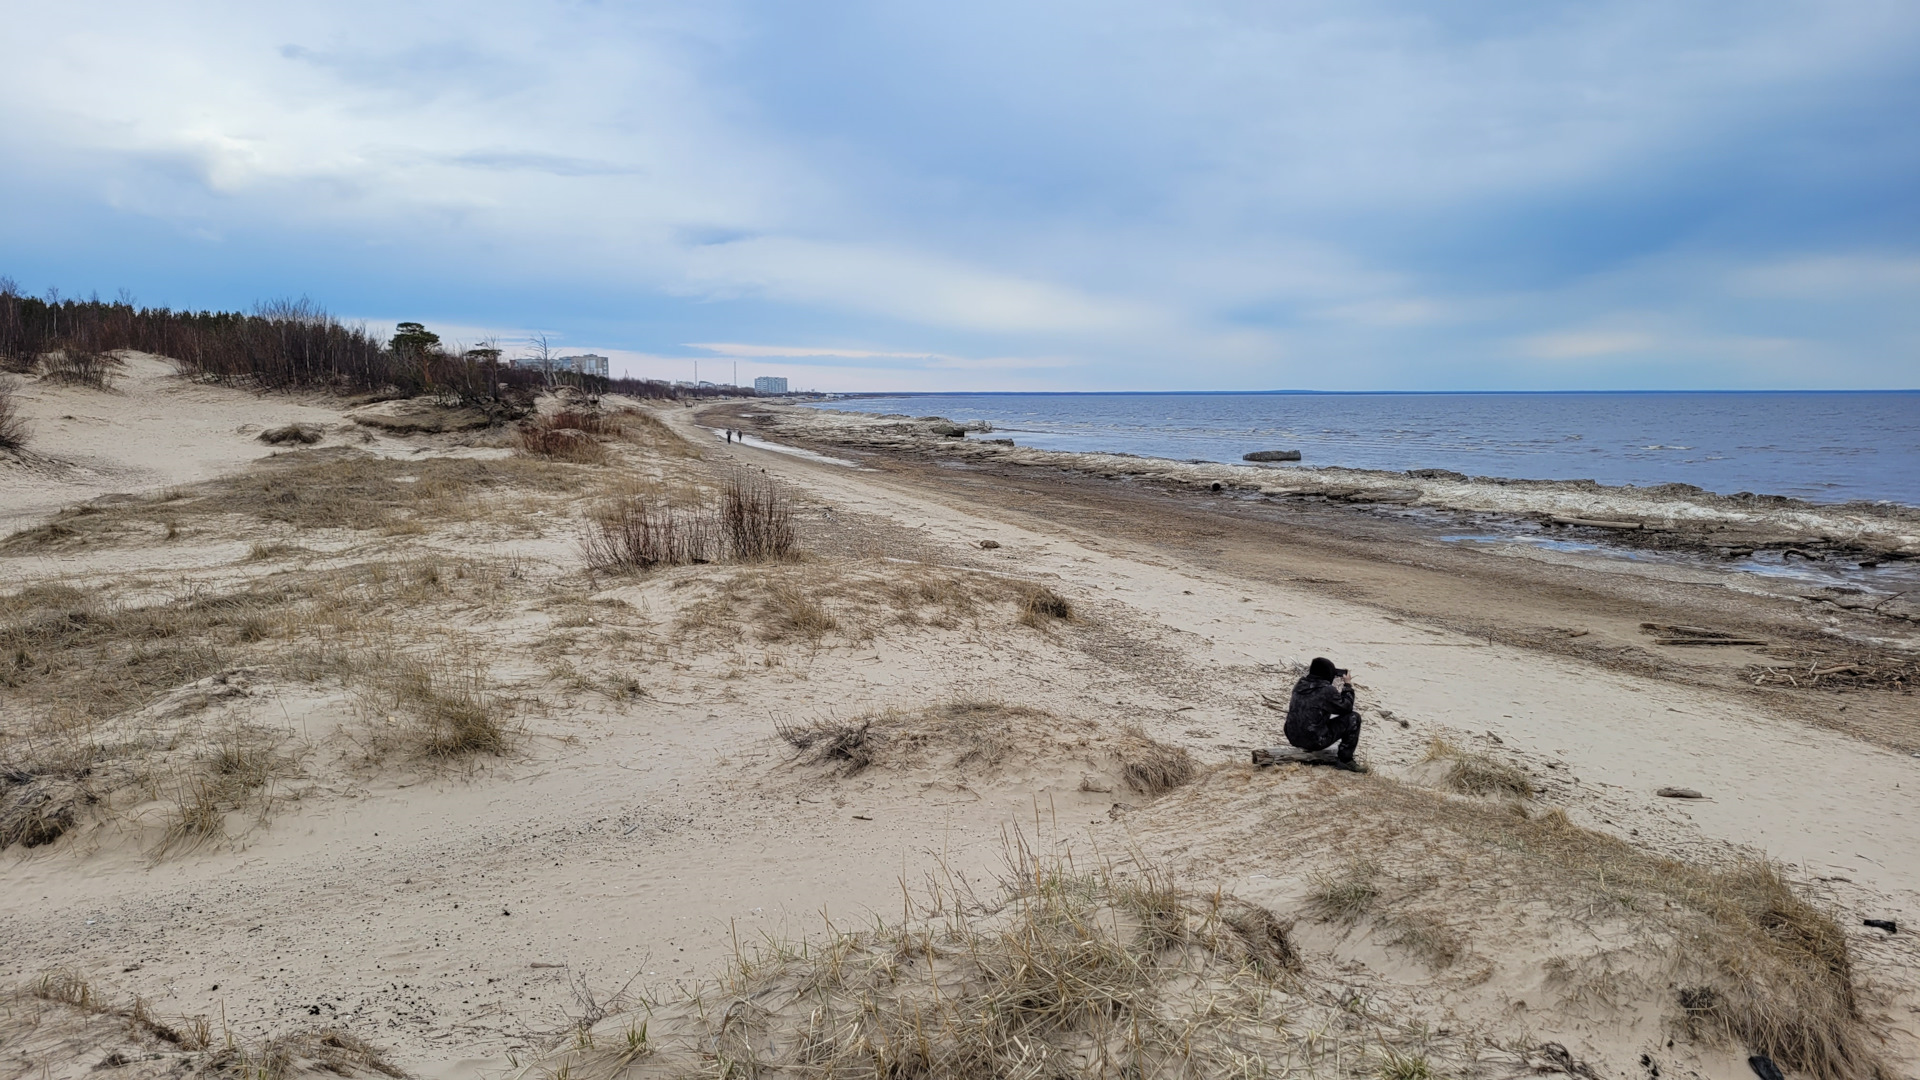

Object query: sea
[808,391,1920,507]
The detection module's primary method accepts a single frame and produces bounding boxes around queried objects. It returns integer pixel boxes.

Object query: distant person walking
[1284,657,1362,767]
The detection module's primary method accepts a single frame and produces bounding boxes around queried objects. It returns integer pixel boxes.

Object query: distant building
[753,376,789,395]
[508,353,609,378]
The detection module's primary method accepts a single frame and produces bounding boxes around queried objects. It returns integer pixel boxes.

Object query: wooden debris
[1551,515,1643,530]
[1657,787,1704,799]
[1640,623,1766,647]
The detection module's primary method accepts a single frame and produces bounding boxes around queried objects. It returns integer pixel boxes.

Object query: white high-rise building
[509,354,609,377]
[753,376,789,394]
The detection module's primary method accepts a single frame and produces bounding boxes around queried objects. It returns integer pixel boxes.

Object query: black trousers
[1286,708,1362,761]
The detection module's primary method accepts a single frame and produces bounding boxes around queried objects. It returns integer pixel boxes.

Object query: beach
[3,367,1916,1080]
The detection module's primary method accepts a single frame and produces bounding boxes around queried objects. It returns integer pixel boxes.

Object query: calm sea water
[811,392,1920,506]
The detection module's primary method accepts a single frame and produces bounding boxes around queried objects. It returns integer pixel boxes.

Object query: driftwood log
[1252,746,1366,771]
[1551,515,1644,530]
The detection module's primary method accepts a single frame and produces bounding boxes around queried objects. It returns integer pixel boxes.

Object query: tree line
[0,279,727,403]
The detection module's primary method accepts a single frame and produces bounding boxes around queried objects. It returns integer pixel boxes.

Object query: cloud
[0,0,1916,389]
[685,342,936,359]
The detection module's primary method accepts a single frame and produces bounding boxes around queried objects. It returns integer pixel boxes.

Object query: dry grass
[512,404,689,464]
[9,971,399,1079]
[1306,857,1382,924]
[0,558,527,850]
[1423,737,1534,798]
[1017,582,1077,628]
[4,449,594,550]
[668,560,1074,652]
[774,701,1198,801]
[355,654,511,762]
[514,422,608,464]
[1261,774,1882,1080]
[201,1028,406,1080]
[257,423,323,445]
[1112,723,1196,795]
[528,853,1522,1080]
[154,733,283,855]
[0,378,26,450]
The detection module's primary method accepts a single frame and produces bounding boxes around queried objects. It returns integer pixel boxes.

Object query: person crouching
[1284,657,1362,767]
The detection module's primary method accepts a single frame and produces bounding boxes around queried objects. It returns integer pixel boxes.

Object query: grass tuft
[358,655,510,761]
[1017,583,1077,627]
[1307,858,1382,924]
[1113,723,1197,795]
[1424,737,1534,798]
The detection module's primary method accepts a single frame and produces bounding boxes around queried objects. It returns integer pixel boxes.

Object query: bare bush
[720,472,796,561]
[0,379,26,450]
[40,347,117,389]
[580,495,716,570]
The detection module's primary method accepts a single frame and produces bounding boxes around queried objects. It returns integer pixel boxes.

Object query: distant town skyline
[2,2,1916,392]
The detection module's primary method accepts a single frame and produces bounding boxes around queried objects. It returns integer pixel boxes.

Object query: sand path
[689,413,1920,916]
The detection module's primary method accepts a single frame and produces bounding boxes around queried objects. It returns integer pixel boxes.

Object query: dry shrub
[1017,583,1077,627]
[0,379,26,451]
[1112,723,1196,795]
[581,495,717,570]
[257,422,323,445]
[1424,737,1533,798]
[40,348,118,389]
[720,471,797,561]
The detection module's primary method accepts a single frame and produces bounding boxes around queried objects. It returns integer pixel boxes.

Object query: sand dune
[2,364,1915,1080]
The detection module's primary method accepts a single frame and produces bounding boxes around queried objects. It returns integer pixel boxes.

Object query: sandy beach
[3,365,1916,1080]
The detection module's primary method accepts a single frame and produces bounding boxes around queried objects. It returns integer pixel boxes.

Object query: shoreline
[756,405,1920,564]
[798,396,1920,512]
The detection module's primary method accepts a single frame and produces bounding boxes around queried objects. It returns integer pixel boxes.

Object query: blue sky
[2,1,1917,391]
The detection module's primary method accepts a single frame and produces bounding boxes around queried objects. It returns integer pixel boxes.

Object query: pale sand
[2,366,1915,1078]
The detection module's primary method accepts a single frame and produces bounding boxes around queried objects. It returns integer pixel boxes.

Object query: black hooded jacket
[1284,660,1357,752]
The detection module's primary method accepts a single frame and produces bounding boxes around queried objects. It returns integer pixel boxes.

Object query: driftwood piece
[1655,637,1768,647]
[1551,515,1644,530]
[1657,787,1705,799]
[1252,746,1366,771]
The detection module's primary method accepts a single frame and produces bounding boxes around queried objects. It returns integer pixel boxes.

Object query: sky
[1,1,1917,391]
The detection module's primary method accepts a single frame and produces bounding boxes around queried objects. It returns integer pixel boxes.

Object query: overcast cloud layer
[2,1,1916,390]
